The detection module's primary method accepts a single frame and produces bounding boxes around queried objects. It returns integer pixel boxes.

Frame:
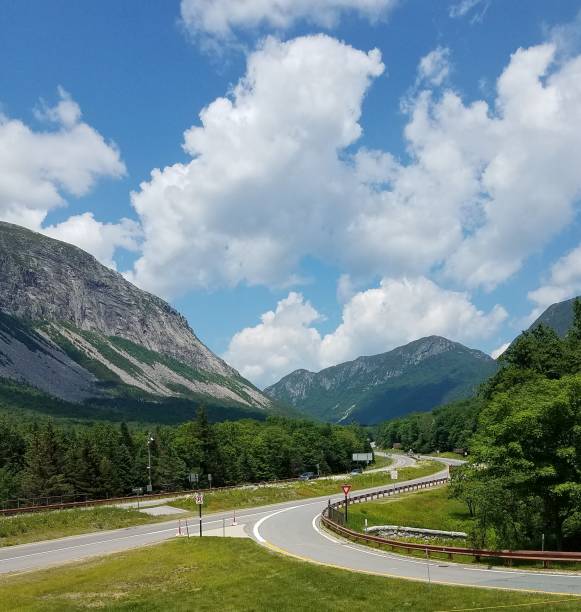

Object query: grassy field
[1,538,580,611]
[368,453,392,469]
[433,452,466,460]
[172,461,443,514]
[348,486,471,535]
[0,507,158,548]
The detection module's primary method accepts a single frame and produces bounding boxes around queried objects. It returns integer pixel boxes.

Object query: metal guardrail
[0,476,304,517]
[321,477,581,567]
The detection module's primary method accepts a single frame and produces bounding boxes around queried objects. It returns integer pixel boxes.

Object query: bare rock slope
[0,222,270,410]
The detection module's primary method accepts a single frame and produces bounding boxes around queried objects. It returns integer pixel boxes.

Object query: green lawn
[348,486,472,535]
[368,453,392,469]
[1,538,579,611]
[433,452,466,460]
[0,507,158,548]
[173,461,444,514]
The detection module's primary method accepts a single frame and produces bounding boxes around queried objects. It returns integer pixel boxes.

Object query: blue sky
[2,0,581,387]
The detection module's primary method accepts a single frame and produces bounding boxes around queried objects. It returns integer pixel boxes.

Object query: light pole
[147,433,154,493]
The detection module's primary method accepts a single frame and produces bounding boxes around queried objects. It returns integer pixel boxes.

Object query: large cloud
[129,35,581,297]
[180,0,397,41]
[43,213,141,270]
[129,35,387,294]
[441,44,581,289]
[224,277,506,387]
[0,88,132,266]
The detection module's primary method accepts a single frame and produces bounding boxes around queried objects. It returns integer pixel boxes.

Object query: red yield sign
[342,484,352,496]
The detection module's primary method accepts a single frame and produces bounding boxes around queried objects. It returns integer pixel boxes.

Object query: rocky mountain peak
[0,222,233,377]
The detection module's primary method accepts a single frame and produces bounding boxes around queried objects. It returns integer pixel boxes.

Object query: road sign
[342,484,352,496]
[352,453,373,462]
[195,492,204,505]
[390,470,399,480]
[188,472,199,484]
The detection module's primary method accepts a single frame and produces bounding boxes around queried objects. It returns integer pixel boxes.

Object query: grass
[434,452,466,460]
[1,538,580,611]
[348,486,471,535]
[0,507,159,547]
[346,487,581,571]
[368,454,392,469]
[172,461,444,514]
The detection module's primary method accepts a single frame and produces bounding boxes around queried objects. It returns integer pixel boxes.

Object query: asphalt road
[0,453,420,575]
[252,460,581,596]
[2,455,580,596]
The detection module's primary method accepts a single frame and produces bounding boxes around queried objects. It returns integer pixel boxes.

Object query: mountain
[528,296,580,337]
[265,336,498,424]
[0,222,272,420]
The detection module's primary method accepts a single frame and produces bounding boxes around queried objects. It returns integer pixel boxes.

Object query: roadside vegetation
[0,411,372,508]
[1,538,580,611]
[348,486,471,536]
[0,506,158,547]
[367,453,392,469]
[173,461,442,514]
[375,299,581,553]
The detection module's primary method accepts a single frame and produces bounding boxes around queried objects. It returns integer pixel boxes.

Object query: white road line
[0,527,177,563]
[253,506,299,543]
[311,513,342,544]
[0,506,287,565]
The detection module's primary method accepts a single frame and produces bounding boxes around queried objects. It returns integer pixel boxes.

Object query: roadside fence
[321,477,581,568]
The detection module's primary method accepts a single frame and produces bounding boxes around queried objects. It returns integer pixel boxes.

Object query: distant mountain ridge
[0,222,272,416]
[529,296,580,337]
[265,336,498,424]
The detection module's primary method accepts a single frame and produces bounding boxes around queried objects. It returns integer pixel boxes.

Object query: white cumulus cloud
[129,35,389,295]
[0,88,132,267]
[128,34,581,298]
[224,292,324,386]
[42,213,141,270]
[225,277,506,387]
[417,47,451,86]
[180,0,397,41]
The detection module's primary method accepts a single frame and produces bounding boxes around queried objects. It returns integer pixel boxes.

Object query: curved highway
[2,454,580,597]
[252,457,581,596]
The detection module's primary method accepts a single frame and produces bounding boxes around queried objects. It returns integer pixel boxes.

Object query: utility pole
[147,433,154,493]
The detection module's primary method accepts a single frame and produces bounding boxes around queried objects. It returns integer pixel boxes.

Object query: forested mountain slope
[266,336,497,424]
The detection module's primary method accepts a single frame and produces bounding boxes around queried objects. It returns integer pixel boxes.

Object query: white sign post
[195,492,204,537]
[390,469,399,480]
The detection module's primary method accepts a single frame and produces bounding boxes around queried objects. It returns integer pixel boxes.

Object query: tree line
[378,300,581,551]
[0,409,371,505]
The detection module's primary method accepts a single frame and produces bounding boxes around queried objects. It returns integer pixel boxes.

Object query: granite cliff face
[0,222,271,411]
[265,336,497,423]
[0,222,233,377]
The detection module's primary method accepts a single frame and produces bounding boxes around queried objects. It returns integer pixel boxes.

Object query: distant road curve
[0,455,435,575]
[252,455,581,596]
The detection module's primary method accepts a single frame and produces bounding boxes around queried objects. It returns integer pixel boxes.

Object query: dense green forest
[378,299,581,551]
[0,409,371,506]
[375,398,481,454]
